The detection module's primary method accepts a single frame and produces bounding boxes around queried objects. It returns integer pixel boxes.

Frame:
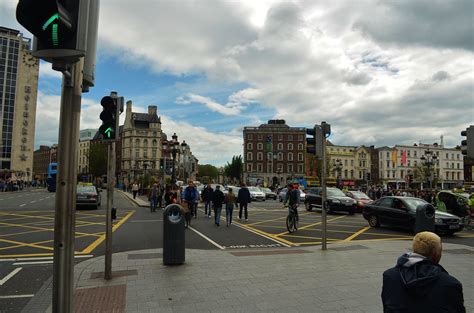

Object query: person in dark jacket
[237,183,251,222]
[382,231,465,313]
[201,183,213,218]
[212,185,225,226]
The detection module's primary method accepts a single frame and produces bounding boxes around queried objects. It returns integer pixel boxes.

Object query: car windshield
[327,188,346,197]
[351,192,370,200]
[77,186,96,193]
[248,187,261,192]
[404,198,428,210]
[260,188,271,192]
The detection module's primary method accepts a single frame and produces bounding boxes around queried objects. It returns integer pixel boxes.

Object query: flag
[401,150,407,166]
[265,135,272,153]
[391,149,398,164]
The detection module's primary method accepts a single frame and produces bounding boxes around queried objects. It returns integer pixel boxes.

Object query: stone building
[33,144,57,180]
[77,129,96,175]
[0,27,39,180]
[243,120,306,186]
[326,144,372,188]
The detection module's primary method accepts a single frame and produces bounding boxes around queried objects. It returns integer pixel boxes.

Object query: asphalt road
[1,189,473,313]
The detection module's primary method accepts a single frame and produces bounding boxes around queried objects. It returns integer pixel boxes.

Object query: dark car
[363,196,463,235]
[76,185,101,209]
[260,187,277,200]
[345,191,372,213]
[304,187,357,215]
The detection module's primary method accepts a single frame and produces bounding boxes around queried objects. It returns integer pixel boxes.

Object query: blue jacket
[183,186,199,202]
[382,252,465,313]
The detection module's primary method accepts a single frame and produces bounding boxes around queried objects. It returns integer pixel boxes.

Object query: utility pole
[321,124,328,251]
[105,141,115,280]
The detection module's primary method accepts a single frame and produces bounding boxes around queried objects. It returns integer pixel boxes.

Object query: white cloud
[39,62,62,79]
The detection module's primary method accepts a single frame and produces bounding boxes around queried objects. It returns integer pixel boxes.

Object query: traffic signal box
[461,126,474,159]
[99,96,120,142]
[306,125,324,159]
[16,0,90,63]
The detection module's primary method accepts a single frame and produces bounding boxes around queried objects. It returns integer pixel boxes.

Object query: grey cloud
[353,0,474,51]
[344,71,372,85]
[432,71,451,82]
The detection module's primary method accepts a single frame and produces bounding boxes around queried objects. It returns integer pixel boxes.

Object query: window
[457,163,460,169]
[386,160,390,168]
[152,149,157,158]
[153,139,157,147]
[386,152,390,158]
[257,163,263,172]
[246,163,253,172]
[414,151,417,157]
[288,152,293,161]
[257,152,263,161]
[257,143,263,150]
[451,163,454,169]
[135,149,139,158]
[446,153,449,159]
[359,171,362,179]
[287,164,293,173]
[298,143,303,150]
[298,164,304,173]
[257,134,262,140]
[277,143,283,150]
[267,163,273,173]
[288,135,293,141]
[298,135,303,141]
[350,170,354,178]
[457,154,460,160]
[288,143,293,150]
[298,153,303,161]
[407,150,411,157]
[246,152,253,161]
[278,152,283,161]
[277,164,283,172]
[344,169,348,178]
[247,134,253,140]
[351,160,354,166]
[278,135,283,141]
[344,160,347,166]
[408,160,411,166]
[247,143,253,150]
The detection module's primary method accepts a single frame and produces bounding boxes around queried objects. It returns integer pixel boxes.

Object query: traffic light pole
[105,142,115,280]
[53,59,83,313]
[321,130,327,251]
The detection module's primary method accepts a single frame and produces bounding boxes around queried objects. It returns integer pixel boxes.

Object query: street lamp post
[168,133,179,184]
[334,159,343,189]
[421,149,437,190]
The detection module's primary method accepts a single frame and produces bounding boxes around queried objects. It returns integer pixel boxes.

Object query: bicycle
[286,204,298,233]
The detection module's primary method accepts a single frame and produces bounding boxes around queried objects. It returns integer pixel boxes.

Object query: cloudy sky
[2,0,473,165]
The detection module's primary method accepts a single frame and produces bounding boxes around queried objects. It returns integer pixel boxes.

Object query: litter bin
[163,204,185,265]
[415,203,435,234]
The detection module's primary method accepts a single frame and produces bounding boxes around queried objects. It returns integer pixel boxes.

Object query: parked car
[248,186,266,201]
[436,190,471,218]
[76,185,101,209]
[278,188,288,202]
[225,185,240,195]
[362,196,463,235]
[260,187,277,200]
[345,191,372,212]
[304,187,357,215]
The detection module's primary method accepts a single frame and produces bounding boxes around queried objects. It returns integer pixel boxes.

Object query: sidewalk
[30,240,473,313]
[118,189,150,207]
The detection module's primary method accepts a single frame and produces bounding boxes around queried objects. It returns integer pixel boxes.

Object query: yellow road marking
[0,229,47,238]
[0,238,53,251]
[81,210,135,254]
[0,212,55,221]
[248,212,312,226]
[233,222,297,247]
[280,234,341,240]
[344,226,371,242]
[0,232,96,252]
[274,215,347,237]
[76,212,106,218]
[0,221,101,238]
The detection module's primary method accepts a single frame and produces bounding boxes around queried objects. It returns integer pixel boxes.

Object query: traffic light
[160,159,164,170]
[16,0,91,63]
[461,126,474,159]
[306,125,324,159]
[366,172,371,181]
[98,96,119,141]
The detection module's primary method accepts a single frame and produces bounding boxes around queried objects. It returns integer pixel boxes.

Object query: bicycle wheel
[294,215,298,231]
[286,214,295,233]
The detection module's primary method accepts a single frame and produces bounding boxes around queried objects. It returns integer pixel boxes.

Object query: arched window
[153,139,157,147]
[135,139,140,147]
[288,143,293,150]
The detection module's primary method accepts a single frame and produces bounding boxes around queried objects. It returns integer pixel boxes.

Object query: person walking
[183,181,199,227]
[237,183,251,222]
[212,185,225,226]
[164,185,176,207]
[132,182,139,199]
[224,187,237,227]
[148,183,159,212]
[201,183,213,218]
[382,231,465,313]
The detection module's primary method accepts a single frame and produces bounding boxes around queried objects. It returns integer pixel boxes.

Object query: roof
[133,112,161,123]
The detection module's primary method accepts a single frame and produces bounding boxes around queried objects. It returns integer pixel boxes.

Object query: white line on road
[189,226,225,250]
[0,255,93,262]
[30,200,36,203]
[0,294,35,299]
[19,203,26,207]
[0,267,22,286]
[13,261,53,265]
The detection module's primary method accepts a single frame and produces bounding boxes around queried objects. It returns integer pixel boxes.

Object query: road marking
[13,260,53,265]
[81,210,135,254]
[0,255,94,262]
[130,219,163,222]
[0,238,53,251]
[344,226,371,242]
[273,215,347,237]
[0,267,22,286]
[234,222,294,247]
[30,200,36,203]
[19,204,26,207]
[189,226,225,250]
[0,294,34,299]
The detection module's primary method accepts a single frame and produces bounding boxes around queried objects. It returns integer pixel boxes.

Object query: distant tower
[440,135,444,148]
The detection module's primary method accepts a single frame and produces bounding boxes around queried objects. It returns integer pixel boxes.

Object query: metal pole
[321,129,327,251]
[105,142,115,280]
[53,59,83,313]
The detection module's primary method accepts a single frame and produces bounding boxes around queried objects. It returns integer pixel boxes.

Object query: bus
[46,162,57,192]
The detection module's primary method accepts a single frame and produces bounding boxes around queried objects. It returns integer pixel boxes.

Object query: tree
[198,164,219,182]
[224,155,243,182]
[89,143,108,178]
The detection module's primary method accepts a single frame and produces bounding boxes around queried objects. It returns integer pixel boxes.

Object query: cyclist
[284,182,300,221]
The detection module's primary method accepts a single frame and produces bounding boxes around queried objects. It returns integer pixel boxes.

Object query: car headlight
[435,218,443,224]
[332,199,341,203]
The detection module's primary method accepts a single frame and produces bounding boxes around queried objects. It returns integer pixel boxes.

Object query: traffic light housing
[98,96,120,141]
[16,0,91,63]
[306,125,324,159]
[160,159,164,170]
[461,126,474,159]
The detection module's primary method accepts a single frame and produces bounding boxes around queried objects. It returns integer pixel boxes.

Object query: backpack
[185,187,194,202]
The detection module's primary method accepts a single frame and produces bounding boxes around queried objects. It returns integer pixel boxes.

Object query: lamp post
[143,161,148,177]
[334,159,343,189]
[421,149,437,190]
[169,133,180,184]
[181,140,188,182]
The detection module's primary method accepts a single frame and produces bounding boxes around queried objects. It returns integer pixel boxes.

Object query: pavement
[20,192,474,313]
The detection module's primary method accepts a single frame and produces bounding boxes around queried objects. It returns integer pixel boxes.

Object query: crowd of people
[0,179,42,192]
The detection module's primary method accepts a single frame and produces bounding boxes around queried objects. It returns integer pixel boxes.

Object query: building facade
[326,144,372,187]
[120,101,163,180]
[33,144,57,180]
[243,120,306,187]
[77,128,97,175]
[0,27,39,181]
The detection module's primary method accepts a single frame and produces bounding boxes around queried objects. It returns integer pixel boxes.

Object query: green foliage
[88,143,108,177]
[198,164,219,179]
[224,155,243,181]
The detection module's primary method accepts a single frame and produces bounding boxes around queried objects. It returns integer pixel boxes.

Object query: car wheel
[368,215,380,227]
[348,207,355,215]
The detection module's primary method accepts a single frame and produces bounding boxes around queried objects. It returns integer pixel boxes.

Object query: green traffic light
[42,13,58,30]
[105,127,112,138]
[42,13,60,46]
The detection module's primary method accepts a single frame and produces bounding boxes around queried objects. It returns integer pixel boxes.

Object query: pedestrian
[224,187,237,227]
[201,183,214,218]
[148,183,158,212]
[212,185,224,226]
[157,183,164,209]
[382,231,465,313]
[237,183,251,222]
[132,182,139,199]
[183,181,199,227]
[164,185,177,206]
